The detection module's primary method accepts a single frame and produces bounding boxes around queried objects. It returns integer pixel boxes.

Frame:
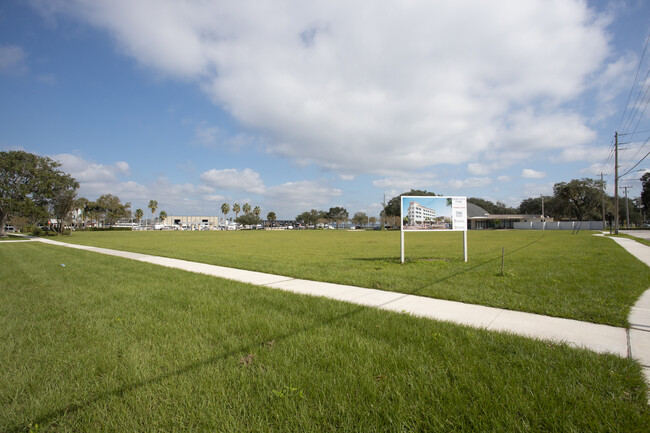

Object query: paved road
[621,230,650,240]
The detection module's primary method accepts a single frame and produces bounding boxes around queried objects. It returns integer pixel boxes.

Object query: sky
[1,0,649,220]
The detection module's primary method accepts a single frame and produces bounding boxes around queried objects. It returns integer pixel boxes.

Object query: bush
[30,226,43,236]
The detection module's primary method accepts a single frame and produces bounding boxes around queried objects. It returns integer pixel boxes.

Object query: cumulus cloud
[447,177,491,189]
[52,153,146,198]
[30,0,615,176]
[372,173,439,192]
[200,168,266,194]
[264,179,343,218]
[522,169,546,179]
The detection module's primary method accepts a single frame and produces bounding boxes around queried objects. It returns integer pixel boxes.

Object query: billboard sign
[401,196,467,232]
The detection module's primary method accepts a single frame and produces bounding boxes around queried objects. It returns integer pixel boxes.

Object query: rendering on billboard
[401,196,467,232]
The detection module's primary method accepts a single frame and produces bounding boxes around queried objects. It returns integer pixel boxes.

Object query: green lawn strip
[55,230,650,327]
[612,233,650,247]
[1,243,648,432]
[0,234,25,241]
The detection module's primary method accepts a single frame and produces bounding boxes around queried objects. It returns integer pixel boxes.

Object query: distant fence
[513,221,605,231]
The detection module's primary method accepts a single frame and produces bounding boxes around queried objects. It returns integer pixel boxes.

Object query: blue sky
[1,0,649,220]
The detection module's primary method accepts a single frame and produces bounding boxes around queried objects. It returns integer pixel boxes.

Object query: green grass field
[1,242,648,432]
[53,229,650,327]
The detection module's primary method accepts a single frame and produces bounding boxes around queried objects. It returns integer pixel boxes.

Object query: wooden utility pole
[620,185,632,228]
[615,132,619,234]
[601,172,606,230]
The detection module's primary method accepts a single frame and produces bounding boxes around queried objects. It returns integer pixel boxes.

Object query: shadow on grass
[9,232,548,431]
[349,232,547,296]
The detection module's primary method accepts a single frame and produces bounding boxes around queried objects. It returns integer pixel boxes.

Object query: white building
[407,201,436,224]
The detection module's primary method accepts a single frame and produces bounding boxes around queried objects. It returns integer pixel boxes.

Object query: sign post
[400,196,468,263]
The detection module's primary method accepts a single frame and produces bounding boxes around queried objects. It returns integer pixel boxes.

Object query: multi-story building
[406,201,436,224]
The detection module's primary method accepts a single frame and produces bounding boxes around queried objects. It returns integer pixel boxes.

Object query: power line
[618,31,650,132]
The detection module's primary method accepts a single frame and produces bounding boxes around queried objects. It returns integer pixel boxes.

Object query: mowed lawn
[1,243,648,432]
[55,229,650,327]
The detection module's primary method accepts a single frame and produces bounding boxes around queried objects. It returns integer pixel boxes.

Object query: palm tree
[267,211,277,227]
[253,206,261,218]
[243,203,251,215]
[221,203,230,227]
[232,203,241,219]
[148,200,158,227]
[159,211,167,225]
[135,208,144,226]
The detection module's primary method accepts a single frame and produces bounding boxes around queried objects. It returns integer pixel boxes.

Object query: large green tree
[266,211,277,227]
[296,209,327,227]
[553,178,604,221]
[352,211,367,227]
[97,194,131,225]
[232,203,241,219]
[327,207,349,229]
[0,151,77,236]
[383,190,438,217]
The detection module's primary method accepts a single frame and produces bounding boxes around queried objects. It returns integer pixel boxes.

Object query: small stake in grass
[501,247,504,276]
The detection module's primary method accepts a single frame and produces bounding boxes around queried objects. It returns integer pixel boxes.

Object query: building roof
[467,202,489,218]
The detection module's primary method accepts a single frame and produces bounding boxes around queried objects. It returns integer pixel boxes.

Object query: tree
[233,203,241,219]
[328,207,349,229]
[221,203,230,223]
[97,194,131,225]
[159,211,167,224]
[50,187,79,233]
[352,211,367,227]
[0,150,77,236]
[553,178,604,221]
[518,197,544,215]
[73,197,90,228]
[135,208,144,225]
[148,200,158,225]
[253,206,261,218]
[641,173,650,216]
[296,209,327,227]
[236,213,261,226]
[383,190,438,218]
[267,211,277,226]
[242,203,251,215]
[468,198,517,215]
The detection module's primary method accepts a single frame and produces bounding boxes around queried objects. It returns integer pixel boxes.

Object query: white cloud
[200,168,266,194]
[497,175,512,182]
[265,179,342,218]
[552,144,610,163]
[522,169,546,179]
[194,123,220,147]
[0,44,28,74]
[447,177,491,189]
[53,153,130,183]
[31,0,615,176]
[372,173,439,192]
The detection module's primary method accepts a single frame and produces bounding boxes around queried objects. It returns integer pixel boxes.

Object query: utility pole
[614,132,619,234]
[601,172,606,231]
[540,194,546,230]
[620,185,632,228]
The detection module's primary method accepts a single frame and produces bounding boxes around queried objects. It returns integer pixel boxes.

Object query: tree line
[383,178,647,227]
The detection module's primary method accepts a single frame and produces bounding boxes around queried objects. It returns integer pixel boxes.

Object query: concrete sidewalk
[603,235,650,383]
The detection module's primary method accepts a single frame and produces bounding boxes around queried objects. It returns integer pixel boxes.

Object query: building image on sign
[402,197,461,231]
[407,201,436,224]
